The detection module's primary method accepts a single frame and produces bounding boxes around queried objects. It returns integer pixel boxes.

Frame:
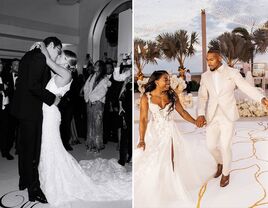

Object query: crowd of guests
[82,54,132,166]
[0,54,132,167]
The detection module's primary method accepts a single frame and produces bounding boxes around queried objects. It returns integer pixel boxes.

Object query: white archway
[88,0,131,62]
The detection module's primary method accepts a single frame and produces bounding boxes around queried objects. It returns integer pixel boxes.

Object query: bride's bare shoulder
[141,93,149,101]
[54,74,72,88]
[140,93,150,106]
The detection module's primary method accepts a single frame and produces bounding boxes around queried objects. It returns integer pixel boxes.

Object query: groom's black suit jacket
[11,48,56,121]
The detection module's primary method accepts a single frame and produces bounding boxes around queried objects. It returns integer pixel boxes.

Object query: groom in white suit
[196,49,268,187]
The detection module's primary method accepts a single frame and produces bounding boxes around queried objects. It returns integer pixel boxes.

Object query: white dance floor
[134,93,268,208]
[0,142,132,208]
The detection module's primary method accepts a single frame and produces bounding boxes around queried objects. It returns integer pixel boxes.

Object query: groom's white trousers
[206,107,234,176]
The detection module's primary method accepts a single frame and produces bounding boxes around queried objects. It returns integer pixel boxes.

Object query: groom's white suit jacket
[198,64,264,123]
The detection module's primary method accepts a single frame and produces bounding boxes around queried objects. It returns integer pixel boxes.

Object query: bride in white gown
[134,70,216,208]
[35,43,131,207]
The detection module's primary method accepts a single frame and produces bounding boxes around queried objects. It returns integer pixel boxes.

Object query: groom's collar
[217,64,224,72]
[210,64,224,73]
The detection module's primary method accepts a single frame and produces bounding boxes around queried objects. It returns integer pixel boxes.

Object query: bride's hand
[38,42,50,58]
[29,42,50,58]
[29,42,41,51]
[137,141,146,151]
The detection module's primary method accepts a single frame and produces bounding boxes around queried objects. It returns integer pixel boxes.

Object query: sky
[134,0,268,74]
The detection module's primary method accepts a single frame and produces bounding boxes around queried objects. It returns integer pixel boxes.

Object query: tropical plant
[134,38,160,80]
[232,22,268,68]
[156,30,198,71]
[208,32,252,67]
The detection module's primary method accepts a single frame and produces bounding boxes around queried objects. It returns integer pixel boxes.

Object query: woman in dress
[134,70,215,208]
[83,60,111,153]
[35,43,131,207]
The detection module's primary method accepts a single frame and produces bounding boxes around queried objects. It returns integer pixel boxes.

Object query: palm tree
[232,22,268,69]
[209,32,251,67]
[156,30,198,71]
[134,38,160,80]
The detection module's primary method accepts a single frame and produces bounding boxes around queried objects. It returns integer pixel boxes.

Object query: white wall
[86,0,131,64]
[117,9,132,62]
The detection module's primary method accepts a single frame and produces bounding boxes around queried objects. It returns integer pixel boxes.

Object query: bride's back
[54,73,72,88]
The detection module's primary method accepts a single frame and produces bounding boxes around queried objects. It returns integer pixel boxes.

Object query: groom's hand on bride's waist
[196,116,206,128]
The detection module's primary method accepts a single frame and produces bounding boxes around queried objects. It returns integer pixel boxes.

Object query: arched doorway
[88,0,132,63]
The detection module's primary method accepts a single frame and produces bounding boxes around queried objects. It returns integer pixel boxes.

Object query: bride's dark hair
[144,70,177,113]
[63,50,77,72]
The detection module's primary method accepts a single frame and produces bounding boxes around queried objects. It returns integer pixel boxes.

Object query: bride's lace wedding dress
[38,75,131,207]
[134,93,216,208]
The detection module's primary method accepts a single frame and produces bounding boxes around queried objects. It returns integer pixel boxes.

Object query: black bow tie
[13,73,18,77]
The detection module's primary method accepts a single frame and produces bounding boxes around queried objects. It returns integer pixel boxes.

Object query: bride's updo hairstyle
[63,50,77,72]
[144,70,177,114]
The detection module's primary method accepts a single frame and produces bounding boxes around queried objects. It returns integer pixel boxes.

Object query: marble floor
[134,119,268,208]
[0,141,132,208]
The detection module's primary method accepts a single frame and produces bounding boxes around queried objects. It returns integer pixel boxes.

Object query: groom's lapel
[206,71,217,96]
[217,67,229,95]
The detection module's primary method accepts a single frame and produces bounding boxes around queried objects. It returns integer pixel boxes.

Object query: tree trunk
[177,57,184,72]
[136,66,144,80]
[250,51,254,73]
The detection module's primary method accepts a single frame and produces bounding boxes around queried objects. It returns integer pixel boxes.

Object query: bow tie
[13,73,18,77]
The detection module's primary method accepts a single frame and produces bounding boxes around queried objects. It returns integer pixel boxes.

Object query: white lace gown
[134,93,216,208]
[38,75,131,207]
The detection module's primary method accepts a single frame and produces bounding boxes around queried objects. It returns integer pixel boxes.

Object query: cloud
[135,0,268,73]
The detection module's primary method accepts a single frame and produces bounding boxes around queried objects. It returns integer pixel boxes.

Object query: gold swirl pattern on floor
[197,122,268,208]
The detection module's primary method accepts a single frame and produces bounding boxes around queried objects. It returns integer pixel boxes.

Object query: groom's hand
[196,116,206,128]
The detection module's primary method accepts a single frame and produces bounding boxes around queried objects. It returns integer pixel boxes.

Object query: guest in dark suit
[6,59,20,156]
[58,69,80,151]
[11,37,62,204]
[0,59,14,160]
[117,68,132,166]
[104,68,124,144]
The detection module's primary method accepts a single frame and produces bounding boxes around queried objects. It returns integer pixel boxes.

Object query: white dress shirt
[12,72,18,88]
[113,67,131,82]
[212,65,224,94]
[185,72,191,82]
[0,77,9,110]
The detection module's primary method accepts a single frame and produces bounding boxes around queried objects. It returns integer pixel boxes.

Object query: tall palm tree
[134,38,160,80]
[232,22,268,68]
[156,30,198,71]
[208,32,251,67]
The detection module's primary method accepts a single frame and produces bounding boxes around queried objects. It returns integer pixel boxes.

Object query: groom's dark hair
[207,48,220,55]
[43,37,62,48]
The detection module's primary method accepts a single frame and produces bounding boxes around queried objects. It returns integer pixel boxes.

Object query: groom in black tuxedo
[11,37,62,203]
